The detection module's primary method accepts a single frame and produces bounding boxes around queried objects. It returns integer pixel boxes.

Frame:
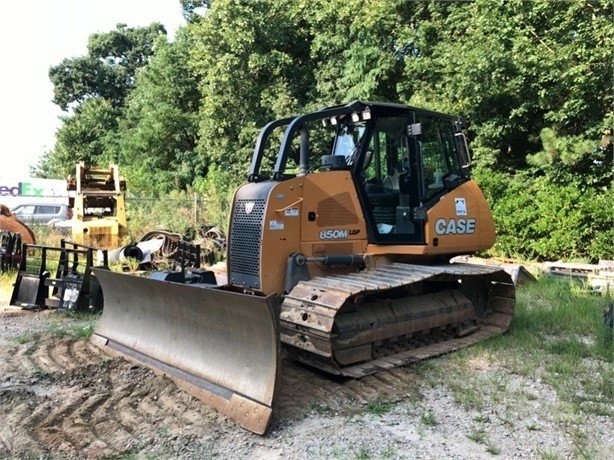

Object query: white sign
[269,220,284,230]
[455,198,467,216]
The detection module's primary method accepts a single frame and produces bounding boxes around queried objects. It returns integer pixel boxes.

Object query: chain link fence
[125,194,215,240]
[3,193,224,248]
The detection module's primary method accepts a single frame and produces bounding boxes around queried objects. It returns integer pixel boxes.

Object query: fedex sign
[0,178,67,207]
[0,181,45,197]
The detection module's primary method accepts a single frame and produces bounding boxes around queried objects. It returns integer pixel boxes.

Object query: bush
[475,169,613,262]
[126,190,211,240]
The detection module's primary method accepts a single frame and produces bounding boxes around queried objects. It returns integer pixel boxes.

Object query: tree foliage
[35,24,167,177]
[398,0,612,173]
[180,0,211,22]
[49,23,166,111]
[307,0,411,105]
[35,0,612,260]
[117,30,202,195]
[189,0,314,186]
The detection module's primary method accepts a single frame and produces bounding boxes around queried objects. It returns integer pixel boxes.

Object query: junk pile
[542,260,614,293]
[107,227,226,272]
[0,204,36,273]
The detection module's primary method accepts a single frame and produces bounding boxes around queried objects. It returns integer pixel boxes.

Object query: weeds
[109,257,141,273]
[538,448,561,460]
[568,426,594,459]
[449,382,484,411]
[465,426,488,444]
[30,366,48,379]
[365,401,393,416]
[310,402,334,415]
[465,424,501,454]
[11,313,97,344]
[44,313,98,339]
[354,446,371,459]
[380,446,397,459]
[411,276,614,458]
[485,441,501,455]
[451,278,611,417]
[16,332,41,345]
[420,410,437,426]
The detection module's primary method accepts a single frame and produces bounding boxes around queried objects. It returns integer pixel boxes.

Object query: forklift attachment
[10,240,106,312]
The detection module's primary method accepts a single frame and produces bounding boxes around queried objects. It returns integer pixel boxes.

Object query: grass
[444,277,612,396]
[329,444,396,460]
[365,400,394,416]
[408,275,613,457]
[420,410,437,426]
[465,425,488,444]
[2,262,613,446]
[12,312,98,344]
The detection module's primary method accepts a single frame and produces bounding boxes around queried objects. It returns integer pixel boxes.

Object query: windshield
[332,123,367,166]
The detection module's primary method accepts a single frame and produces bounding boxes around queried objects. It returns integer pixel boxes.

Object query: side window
[362,122,409,189]
[36,205,58,214]
[16,205,35,216]
[332,123,366,167]
[421,141,447,197]
[420,117,460,200]
[361,117,417,236]
[362,131,385,185]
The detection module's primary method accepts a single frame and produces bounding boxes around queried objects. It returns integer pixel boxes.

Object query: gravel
[0,302,612,459]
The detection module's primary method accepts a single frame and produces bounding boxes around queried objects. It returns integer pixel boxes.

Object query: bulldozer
[91,101,515,434]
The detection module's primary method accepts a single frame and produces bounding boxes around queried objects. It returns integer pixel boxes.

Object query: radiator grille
[229,198,266,282]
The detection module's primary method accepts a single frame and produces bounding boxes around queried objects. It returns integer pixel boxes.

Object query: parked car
[11,203,72,225]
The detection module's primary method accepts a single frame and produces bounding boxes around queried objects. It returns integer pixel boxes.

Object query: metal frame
[10,239,108,312]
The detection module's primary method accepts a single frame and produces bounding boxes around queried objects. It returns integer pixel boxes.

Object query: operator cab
[249,100,472,246]
[322,102,472,244]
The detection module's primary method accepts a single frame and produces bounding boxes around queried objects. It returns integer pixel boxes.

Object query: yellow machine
[92,101,515,434]
[68,163,127,249]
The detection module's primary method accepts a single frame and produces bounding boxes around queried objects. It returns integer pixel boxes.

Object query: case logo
[434,218,476,235]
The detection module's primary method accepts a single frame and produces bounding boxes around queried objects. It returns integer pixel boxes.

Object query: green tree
[32,0,611,261]
[398,0,612,174]
[35,23,167,177]
[117,30,202,195]
[308,0,410,105]
[180,0,211,22]
[190,0,314,186]
[49,23,166,110]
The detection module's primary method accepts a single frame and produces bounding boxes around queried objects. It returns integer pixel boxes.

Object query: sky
[0,0,186,178]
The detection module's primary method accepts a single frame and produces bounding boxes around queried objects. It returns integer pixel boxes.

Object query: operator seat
[382,168,400,190]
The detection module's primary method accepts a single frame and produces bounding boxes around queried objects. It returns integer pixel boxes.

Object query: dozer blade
[91,269,280,435]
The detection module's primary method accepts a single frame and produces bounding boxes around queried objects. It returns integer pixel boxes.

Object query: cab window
[419,116,461,201]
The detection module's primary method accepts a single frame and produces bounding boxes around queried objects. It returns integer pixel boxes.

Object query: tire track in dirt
[274,353,424,426]
[1,328,428,459]
[3,337,106,380]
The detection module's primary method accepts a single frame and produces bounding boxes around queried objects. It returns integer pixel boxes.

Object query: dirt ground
[0,305,611,460]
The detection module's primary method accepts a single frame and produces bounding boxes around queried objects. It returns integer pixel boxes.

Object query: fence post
[193,193,198,227]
